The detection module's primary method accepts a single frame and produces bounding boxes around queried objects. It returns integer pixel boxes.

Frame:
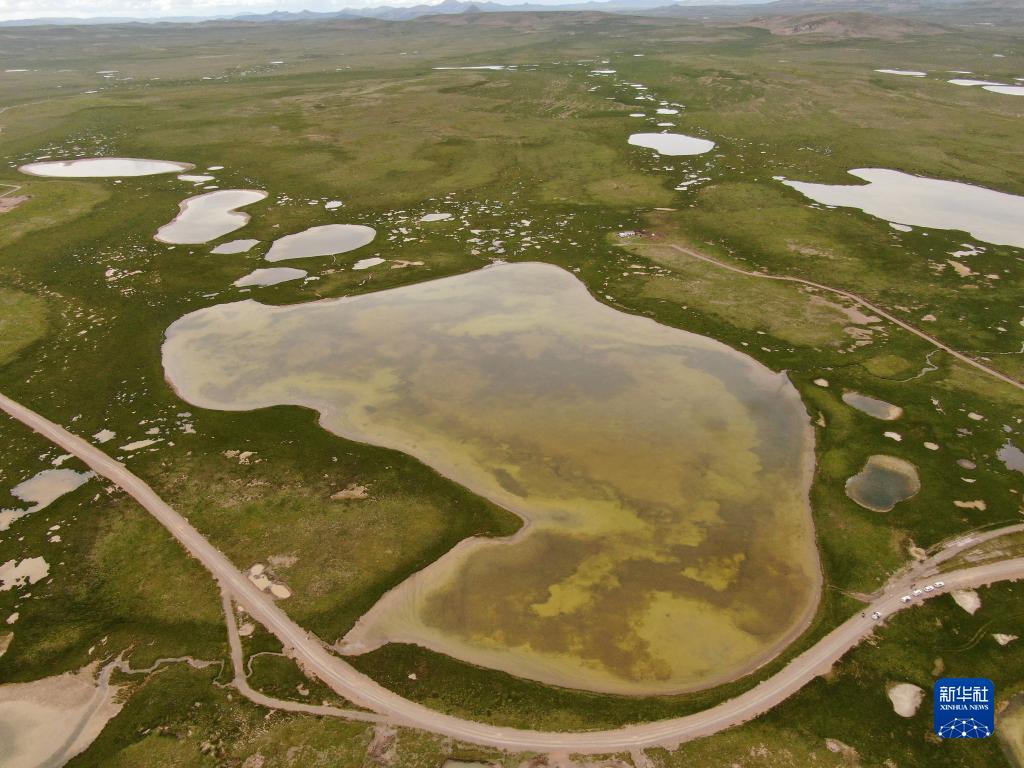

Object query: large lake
[162,262,820,694]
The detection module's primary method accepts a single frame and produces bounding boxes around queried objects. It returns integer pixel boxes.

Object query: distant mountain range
[1,0,1019,27]
[0,0,760,27]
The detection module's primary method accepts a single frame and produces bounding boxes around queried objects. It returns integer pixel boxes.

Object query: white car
[924,585,935,592]
[871,611,882,620]
[901,595,913,603]
[913,589,923,596]
[934,581,945,588]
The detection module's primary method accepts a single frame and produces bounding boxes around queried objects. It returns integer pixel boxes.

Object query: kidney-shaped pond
[162,262,820,695]
[156,190,267,245]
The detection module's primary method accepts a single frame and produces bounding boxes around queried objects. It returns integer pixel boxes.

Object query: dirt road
[664,243,1024,392]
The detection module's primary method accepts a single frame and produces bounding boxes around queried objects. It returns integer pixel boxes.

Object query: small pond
[842,391,903,421]
[628,132,715,156]
[0,468,93,531]
[846,455,920,512]
[155,190,267,245]
[20,157,192,177]
[265,224,376,262]
[234,268,307,287]
[998,440,1024,473]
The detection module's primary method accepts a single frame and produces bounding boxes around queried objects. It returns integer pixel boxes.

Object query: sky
[0,0,575,21]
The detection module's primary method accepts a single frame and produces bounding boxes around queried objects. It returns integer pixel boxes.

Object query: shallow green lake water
[162,262,820,694]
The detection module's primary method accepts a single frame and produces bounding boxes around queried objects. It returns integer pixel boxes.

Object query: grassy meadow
[0,9,1021,766]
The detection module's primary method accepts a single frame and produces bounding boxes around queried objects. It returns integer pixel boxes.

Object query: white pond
[0,557,49,591]
[998,440,1024,473]
[874,69,926,77]
[155,190,267,245]
[0,469,94,531]
[779,168,1024,249]
[420,213,453,222]
[628,133,715,157]
[948,78,1008,86]
[433,65,509,71]
[178,174,214,183]
[265,224,376,263]
[19,157,192,177]
[234,268,307,287]
[353,257,386,270]
[841,391,903,421]
[887,683,925,717]
[983,85,1024,96]
[211,239,260,254]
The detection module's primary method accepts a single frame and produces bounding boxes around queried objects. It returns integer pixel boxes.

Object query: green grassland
[0,416,227,682]
[0,287,48,365]
[0,9,1022,766]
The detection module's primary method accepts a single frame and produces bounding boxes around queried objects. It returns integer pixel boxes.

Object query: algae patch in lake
[162,262,819,695]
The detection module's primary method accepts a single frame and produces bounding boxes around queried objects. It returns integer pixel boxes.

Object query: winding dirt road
[663,243,1024,392]
[2,389,1023,753]
[219,587,386,724]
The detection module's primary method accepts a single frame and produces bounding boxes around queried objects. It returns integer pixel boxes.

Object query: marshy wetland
[0,8,1023,765]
